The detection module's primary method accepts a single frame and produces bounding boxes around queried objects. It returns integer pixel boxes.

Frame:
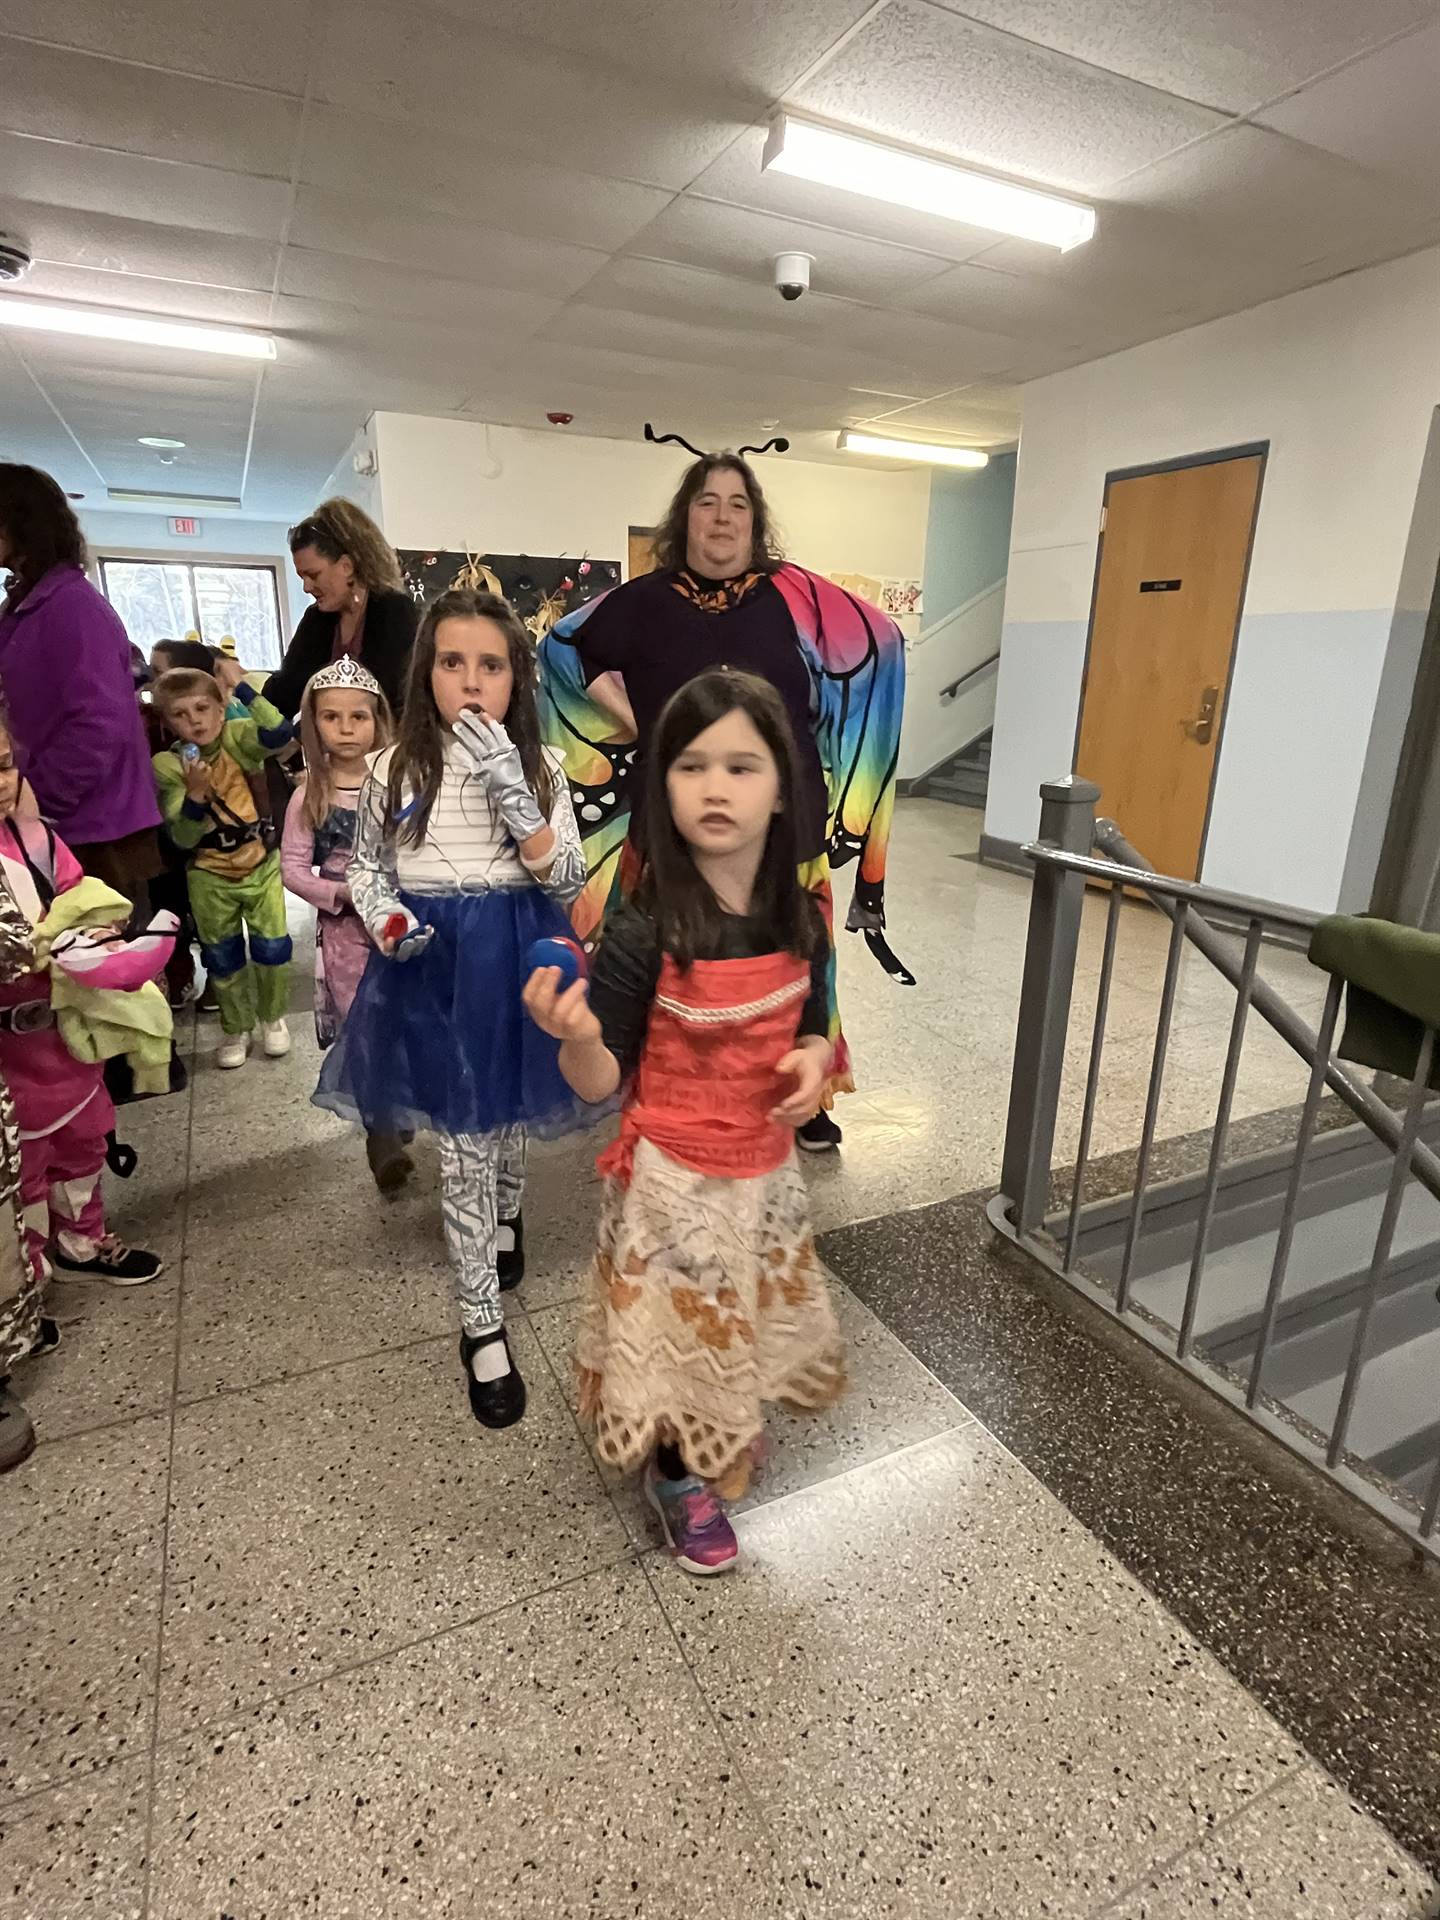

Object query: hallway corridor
[5,804,1437,1919]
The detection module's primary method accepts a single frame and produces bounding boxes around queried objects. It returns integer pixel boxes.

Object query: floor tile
[653,1428,1306,1920]
[1110,1764,1439,1918]
[2,1417,169,1801]
[529,1279,971,1544]
[149,1564,797,1920]
[158,1322,631,1739]
[17,1270,178,1443]
[0,1762,150,1919]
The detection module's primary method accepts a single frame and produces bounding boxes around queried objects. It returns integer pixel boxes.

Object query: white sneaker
[216,1032,250,1070]
[260,1018,291,1059]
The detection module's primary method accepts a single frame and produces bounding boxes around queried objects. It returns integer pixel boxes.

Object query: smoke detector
[0,237,32,284]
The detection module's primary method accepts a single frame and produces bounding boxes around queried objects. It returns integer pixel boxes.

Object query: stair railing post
[999,776,1101,1235]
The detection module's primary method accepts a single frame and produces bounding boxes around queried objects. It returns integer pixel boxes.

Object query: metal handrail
[996,775,1440,1562]
[940,649,1000,701]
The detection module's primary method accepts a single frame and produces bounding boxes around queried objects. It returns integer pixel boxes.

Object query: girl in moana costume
[524,670,845,1577]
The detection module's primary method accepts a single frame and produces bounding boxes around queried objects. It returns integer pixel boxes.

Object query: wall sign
[1140,578,1181,593]
[168,516,202,537]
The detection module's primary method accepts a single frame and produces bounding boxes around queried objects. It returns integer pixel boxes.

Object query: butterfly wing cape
[537,563,912,982]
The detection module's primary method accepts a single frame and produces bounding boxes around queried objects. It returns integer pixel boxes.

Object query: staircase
[912,729,991,809]
[1062,1115,1440,1503]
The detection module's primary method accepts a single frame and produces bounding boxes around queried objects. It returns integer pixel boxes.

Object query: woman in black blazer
[267,499,419,719]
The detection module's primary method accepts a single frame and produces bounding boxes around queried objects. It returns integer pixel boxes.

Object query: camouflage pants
[0,1071,40,1375]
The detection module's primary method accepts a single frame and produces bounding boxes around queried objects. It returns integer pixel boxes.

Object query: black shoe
[365,1130,413,1194]
[497,1211,525,1292]
[797,1111,843,1154]
[53,1236,164,1287]
[30,1317,60,1357]
[459,1328,526,1429]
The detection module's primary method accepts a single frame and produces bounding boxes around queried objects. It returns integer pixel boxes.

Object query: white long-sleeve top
[349,736,585,930]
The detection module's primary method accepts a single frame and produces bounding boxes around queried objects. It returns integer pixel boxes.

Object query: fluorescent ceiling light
[138,435,186,449]
[0,295,276,360]
[764,115,1095,251]
[839,430,989,469]
[107,488,243,509]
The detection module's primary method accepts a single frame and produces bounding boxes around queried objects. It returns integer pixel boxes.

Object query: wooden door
[627,526,659,579]
[1075,451,1264,880]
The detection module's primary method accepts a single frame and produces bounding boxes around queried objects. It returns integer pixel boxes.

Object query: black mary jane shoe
[497,1211,525,1293]
[459,1328,526,1429]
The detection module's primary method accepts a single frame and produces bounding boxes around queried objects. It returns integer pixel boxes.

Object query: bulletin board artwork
[396,550,621,641]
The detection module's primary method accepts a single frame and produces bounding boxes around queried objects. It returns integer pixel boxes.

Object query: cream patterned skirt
[576,1137,846,1494]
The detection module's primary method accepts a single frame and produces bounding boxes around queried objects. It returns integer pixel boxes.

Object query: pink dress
[280,786,373,1048]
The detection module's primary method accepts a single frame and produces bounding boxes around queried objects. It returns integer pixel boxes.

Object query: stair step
[926,770,989,802]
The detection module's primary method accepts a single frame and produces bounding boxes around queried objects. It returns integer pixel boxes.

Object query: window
[98,557,285,670]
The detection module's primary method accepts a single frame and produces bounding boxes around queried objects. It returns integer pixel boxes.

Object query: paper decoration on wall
[881,578,924,619]
[828,571,884,605]
[397,550,621,643]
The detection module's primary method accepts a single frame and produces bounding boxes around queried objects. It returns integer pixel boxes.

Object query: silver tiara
[305,655,384,699]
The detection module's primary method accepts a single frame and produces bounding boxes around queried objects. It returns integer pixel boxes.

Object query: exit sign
[168,516,202,537]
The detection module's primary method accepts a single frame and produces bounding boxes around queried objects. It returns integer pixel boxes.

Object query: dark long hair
[388,589,553,848]
[651,453,785,575]
[638,669,817,967]
[0,464,87,601]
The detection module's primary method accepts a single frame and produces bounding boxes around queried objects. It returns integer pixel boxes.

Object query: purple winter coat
[0,565,161,845]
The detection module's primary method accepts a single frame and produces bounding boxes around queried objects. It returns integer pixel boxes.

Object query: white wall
[986,247,1440,913]
[899,583,1006,781]
[81,507,308,632]
[370,415,930,589]
[316,416,382,521]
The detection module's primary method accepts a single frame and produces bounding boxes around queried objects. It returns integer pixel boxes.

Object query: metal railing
[940,649,1000,701]
[991,776,1440,1564]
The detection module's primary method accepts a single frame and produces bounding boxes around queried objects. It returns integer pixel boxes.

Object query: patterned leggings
[436,1126,526,1336]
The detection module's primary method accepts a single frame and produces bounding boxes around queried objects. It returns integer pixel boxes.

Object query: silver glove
[453,709,546,843]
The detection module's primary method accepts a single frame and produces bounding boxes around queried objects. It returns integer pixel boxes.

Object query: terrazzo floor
[4,801,1437,1919]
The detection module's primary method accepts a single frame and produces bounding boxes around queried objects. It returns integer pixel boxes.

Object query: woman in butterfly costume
[538,442,909,1152]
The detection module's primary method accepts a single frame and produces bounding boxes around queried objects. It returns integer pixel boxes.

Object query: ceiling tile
[420,0,878,100]
[929,0,1436,116]
[16,262,275,327]
[1110,125,1440,274]
[0,198,279,291]
[1255,22,1440,192]
[622,195,952,305]
[277,251,560,336]
[0,131,292,240]
[287,189,608,299]
[313,2,745,192]
[0,37,301,177]
[684,127,1011,263]
[0,0,308,93]
[572,254,862,338]
[855,383,1023,441]
[822,303,1023,384]
[297,107,672,252]
[789,2,1228,194]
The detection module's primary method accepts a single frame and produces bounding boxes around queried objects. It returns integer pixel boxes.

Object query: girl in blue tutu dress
[315,588,590,1429]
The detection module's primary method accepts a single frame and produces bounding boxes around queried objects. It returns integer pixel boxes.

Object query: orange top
[599,948,811,1185]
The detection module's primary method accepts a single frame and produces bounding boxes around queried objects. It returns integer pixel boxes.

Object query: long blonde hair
[299,674,394,832]
[287,498,404,594]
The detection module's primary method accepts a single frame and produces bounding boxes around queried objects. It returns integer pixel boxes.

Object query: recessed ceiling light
[138,435,186,450]
[0,295,276,360]
[839,430,989,469]
[765,116,1095,252]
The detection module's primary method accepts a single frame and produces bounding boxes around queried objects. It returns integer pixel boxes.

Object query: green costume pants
[188,854,293,1036]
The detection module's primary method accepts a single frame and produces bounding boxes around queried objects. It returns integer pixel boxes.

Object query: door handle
[1182,685,1219,746]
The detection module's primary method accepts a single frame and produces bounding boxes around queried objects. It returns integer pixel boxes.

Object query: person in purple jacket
[0,466,164,913]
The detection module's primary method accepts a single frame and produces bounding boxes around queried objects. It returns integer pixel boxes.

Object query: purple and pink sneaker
[645,1464,739,1576]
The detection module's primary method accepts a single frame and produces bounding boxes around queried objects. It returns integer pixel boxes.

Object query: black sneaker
[497,1211,525,1292]
[797,1111,843,1154]
[459,1328,526,1429]
[52,1236,164,1287]
[365,1130,413,1194]
[30,1317,60,1356]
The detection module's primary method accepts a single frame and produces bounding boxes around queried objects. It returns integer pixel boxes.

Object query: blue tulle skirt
[313,888,593,1139]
